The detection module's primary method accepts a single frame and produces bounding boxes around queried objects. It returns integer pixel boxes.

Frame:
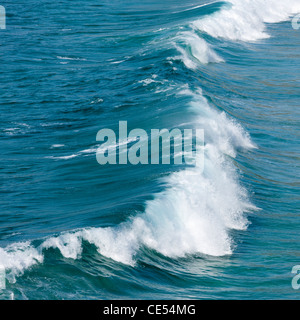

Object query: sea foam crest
[193,0,300,42]
[0,243,43,282]
[173,31,224,69]
[174,0,300,70]
[0,88,256,278]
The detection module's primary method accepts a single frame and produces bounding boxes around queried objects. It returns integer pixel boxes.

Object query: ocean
[0,0,300,299]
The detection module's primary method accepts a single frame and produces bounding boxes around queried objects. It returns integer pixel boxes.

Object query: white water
[193,0,300,42]
[173,31,224,68]
[174,0,300,69]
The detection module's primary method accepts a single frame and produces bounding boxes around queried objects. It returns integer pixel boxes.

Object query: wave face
[194,0,300,41]
[0,0,299,299]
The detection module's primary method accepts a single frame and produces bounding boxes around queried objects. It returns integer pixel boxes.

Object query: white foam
[172,30,223,69]
[153,28,167,33]
[50,144,65,149]
[138,74,167,86]
[57,56,86,61]
[46,154,78,160]
[193,0,300,42]
[3,128,19,136]
[91,98,104,104]
[0,242,43,283]
[109,60,126,64]
[139,78,157,86]
[41,233,83,259]
[174,31,224,68]
[173,0,300,69]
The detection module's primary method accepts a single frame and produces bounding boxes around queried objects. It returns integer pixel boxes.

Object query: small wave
[172,31,224,69]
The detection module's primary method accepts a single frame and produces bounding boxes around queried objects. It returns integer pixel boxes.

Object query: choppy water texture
[0,0,300,300]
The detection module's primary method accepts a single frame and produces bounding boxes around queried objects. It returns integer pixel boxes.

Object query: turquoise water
[0,0,300,299]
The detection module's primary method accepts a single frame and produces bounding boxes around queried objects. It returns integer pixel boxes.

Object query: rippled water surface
[0,0,300,299]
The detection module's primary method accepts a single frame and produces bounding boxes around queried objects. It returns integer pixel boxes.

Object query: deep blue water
[0,0,300,299]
